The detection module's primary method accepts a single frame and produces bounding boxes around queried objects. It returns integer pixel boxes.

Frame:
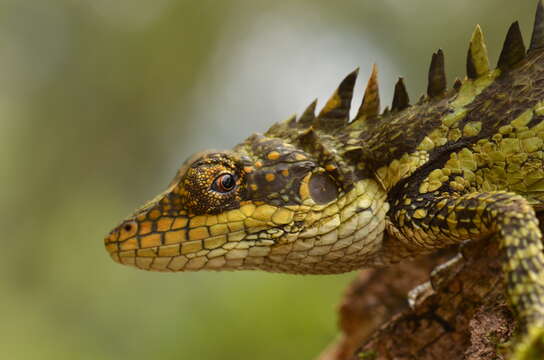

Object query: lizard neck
[259,177,389,274]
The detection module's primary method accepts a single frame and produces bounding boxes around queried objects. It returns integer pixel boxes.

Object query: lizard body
[105,2,544,358]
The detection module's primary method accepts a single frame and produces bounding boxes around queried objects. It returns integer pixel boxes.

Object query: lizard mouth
[102,212,286,272]
[104,220,134,264]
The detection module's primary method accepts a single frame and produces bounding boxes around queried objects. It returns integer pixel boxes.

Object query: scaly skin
[105,2,544,358]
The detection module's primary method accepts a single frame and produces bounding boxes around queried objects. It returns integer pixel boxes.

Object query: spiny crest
[427,49,446,98]
[284,114,297,128]
[315,69,358,130]
[391,77,409,112]
[263,113,296,139]
[296,126,320,149]
[453,78,463,91]
[497,21,526,70]
[295,65,385,134]
[530,0,544,53]
[275,1,544,143]
[297,99,317,128]
[355,64,380,122]
[467,25,490,79]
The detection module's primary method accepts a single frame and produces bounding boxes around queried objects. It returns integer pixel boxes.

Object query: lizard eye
[212,173,236,193]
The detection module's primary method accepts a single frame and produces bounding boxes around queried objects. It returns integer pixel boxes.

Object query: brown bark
[318,239,517,360]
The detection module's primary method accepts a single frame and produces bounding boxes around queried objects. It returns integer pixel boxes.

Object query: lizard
[104,2,544,358]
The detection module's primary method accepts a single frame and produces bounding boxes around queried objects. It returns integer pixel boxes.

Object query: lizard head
[104,69,393,274]
[104,131,388,274]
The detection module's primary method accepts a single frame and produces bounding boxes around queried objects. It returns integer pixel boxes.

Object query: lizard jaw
[105,178,389,274]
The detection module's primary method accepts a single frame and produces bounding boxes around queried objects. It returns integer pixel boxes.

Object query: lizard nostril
[123,223,133,232]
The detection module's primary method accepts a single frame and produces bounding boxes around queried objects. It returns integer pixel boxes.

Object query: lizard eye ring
[212,173,236,193]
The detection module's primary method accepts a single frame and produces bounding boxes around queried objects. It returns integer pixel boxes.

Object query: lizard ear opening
[309,172,338,205]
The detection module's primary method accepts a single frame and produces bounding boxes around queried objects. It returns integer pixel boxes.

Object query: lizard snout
[104,219,138,263]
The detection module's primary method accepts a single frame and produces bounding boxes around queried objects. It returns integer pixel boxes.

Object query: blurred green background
[0,1,536,359]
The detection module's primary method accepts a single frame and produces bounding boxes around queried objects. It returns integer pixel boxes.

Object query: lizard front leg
[388,190,544,358]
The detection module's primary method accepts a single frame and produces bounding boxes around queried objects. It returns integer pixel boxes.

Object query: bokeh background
[0,1,536,359]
